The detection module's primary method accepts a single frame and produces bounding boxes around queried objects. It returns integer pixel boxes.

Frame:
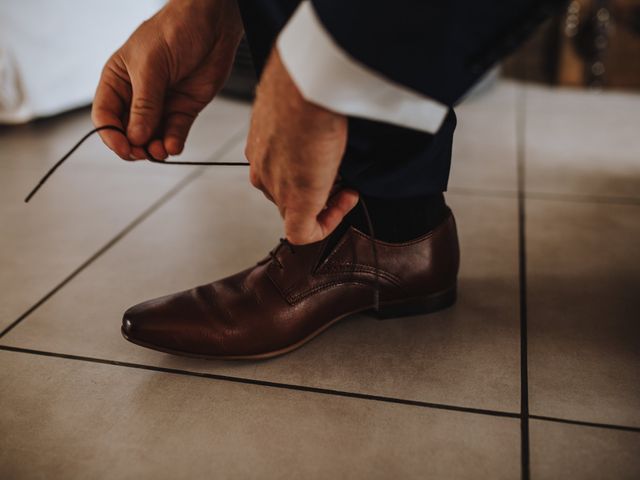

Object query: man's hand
[92,0,243,160]
[246,50,359,245]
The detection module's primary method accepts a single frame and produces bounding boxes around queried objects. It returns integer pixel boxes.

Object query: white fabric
[0,0,162,124]
[277,1,449,134]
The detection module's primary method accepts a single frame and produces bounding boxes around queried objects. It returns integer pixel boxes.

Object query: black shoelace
[24,125,249,202]
[24,125,380,311]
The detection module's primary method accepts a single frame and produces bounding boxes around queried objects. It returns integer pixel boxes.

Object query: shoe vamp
[191,265,375,355]
[126,264,373,356]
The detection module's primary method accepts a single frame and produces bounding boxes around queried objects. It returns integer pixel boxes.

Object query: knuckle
[249,169,262,189]
[131,97,158,115]
[244,145,253,162]
[163,22,189,53]
[104,55,129,84]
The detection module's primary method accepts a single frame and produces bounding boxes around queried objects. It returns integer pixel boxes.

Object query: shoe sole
[121,286,457,361]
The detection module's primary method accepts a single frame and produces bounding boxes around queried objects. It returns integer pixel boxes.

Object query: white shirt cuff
[276,1,449,134]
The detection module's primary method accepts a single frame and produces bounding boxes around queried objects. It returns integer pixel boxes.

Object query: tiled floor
[1,82,639,479]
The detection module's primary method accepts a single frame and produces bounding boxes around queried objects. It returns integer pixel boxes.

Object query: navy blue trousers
[237,0,559,198]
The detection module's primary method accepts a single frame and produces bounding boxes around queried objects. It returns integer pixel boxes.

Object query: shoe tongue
[268,237,330,293]
[278,236,327,266]
[316,212,358,265]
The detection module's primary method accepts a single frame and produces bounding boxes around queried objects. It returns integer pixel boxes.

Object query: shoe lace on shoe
[268,238,295,269]
[24,125,380,312]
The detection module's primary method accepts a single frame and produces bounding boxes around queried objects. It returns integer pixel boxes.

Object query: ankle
[349,194,448,243]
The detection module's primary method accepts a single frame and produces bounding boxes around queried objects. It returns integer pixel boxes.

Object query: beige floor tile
[527,199,640,426]
[0,99,249,331]
[530,420,640,480]
[1,153,521,412]
[449,80,519,194]
[0,168,194,331]
[525,85,640,199]
[0,350,520,480]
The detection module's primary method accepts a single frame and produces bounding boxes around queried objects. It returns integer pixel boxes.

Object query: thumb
[284,189,360,245]
[127,68,166,146]
[284,207,319,245]
[316,189,360,238]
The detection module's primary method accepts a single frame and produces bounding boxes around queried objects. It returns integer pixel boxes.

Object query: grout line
[529,415,640,433]
[516,85,531,480]
[0,345,640,433]
[0,344,520,419]
[0,127,247,339]
[524,191,640,207]
[2,343,639,436]
[448,187,518,199]
[449,187,640,207]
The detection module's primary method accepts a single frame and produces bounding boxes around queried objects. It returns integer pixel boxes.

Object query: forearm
[276,1,448,134]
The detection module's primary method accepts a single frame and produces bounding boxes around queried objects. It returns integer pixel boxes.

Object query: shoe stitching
[287,280,376,304]
[318,265,402,285]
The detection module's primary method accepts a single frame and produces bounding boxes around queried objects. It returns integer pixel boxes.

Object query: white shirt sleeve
[276,1,449,134]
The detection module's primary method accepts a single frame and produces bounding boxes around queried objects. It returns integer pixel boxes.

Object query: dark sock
[328,193,448,247]
[354,193,448,242]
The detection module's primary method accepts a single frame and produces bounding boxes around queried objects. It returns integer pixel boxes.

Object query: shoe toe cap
[121,310,137,336]
[121,289,216,354]
[121,297,172,346]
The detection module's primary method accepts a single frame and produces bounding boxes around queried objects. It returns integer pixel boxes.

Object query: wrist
[166,0,243,40]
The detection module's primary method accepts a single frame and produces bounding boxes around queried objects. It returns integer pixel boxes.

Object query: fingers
[284,189,360,245]
[92,59,162,161]
[147,139,168,161]
[283,207,320,245]
[317,189,359,237]
[127,64,167,147]
[163,110,198,156]
[248,162,276,203]
[92,70,131,160]
[130,146,149,160]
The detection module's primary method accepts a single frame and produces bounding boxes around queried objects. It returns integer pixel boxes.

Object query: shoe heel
[371,286,457,320]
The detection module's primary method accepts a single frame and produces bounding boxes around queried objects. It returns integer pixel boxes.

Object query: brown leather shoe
[121,210,460,360]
